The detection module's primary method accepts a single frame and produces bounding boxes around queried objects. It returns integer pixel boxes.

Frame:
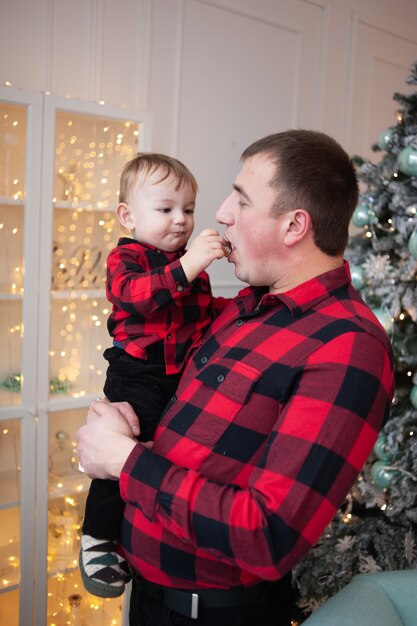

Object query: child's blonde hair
[119,152,198,204]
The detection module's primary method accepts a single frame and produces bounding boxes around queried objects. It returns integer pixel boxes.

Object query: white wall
[1,0,417,295]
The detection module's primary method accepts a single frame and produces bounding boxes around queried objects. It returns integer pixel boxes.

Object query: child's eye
[185,208,195,215]
[158,208,171,213]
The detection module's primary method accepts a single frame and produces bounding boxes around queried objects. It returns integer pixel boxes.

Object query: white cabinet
[0,86,150,625]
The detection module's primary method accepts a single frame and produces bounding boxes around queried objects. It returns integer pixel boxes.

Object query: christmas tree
[293,61,417,618]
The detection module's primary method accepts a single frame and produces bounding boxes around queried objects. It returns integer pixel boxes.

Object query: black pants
[82,346,181,539]
[129,575,296,626]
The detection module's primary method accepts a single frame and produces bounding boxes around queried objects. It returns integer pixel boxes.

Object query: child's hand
[180,229,226,282]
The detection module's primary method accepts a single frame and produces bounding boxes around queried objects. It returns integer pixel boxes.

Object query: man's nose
[215,193,233,224]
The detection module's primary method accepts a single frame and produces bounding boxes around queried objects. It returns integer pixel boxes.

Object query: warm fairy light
[407,371,412,376]
[3,428,8,434]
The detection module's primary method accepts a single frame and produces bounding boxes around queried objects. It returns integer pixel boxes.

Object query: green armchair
[301,570,417,626]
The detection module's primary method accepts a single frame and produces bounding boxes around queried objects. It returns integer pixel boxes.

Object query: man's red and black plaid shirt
[119,261,395,590]
[106,238,229,374]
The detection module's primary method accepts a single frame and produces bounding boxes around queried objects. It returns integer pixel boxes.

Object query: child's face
[121,169,196,252]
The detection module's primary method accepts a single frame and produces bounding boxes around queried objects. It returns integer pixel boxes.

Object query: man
[76,130,395,626]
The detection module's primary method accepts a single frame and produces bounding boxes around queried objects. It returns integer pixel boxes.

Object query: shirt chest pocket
[184,359,262,445]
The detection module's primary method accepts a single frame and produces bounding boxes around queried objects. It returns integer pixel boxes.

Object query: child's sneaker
[79,534,131,598]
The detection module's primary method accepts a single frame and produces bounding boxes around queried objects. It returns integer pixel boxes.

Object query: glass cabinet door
[0,88,150,626]
[0,88,43,626]
[36,97,149,626]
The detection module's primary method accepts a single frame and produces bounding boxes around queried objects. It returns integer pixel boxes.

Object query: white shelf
[0,197,24,206]
[0,292,23,301]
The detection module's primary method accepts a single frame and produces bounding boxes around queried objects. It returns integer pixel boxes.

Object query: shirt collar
[237,261,351,316]
[117,237,185,261]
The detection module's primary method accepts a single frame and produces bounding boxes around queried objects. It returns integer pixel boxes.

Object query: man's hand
[75,401,139,479]
[180,229,227,282]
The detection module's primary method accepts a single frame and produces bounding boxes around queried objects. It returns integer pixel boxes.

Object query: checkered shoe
[79,534,131,598]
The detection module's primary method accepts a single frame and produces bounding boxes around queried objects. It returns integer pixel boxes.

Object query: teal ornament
[408,230,417,260]
[397,146,417,176]
[411,385,417,409]
[371,460,397,489]
[373,434,394,461]
[377,129,393,151]
[372,307,393,334]
[350,265,365,290]
[352,204,371,227]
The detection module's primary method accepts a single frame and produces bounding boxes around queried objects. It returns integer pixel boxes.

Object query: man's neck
[269,252,344,295]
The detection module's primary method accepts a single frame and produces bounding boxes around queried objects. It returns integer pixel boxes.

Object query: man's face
[215,153,284,289]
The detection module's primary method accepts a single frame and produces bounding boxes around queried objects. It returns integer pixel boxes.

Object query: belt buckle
[191,593,199,619]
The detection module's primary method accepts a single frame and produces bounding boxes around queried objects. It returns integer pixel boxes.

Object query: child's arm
[180,229,226,283]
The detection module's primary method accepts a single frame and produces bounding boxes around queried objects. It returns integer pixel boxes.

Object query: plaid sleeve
[107,246,191,315]
[119,331,394,579]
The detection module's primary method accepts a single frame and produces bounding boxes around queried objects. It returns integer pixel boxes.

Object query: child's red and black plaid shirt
[106,237,229,374]
[119,261,395,590]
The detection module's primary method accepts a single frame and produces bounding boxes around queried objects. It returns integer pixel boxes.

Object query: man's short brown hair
[241,130,359,256]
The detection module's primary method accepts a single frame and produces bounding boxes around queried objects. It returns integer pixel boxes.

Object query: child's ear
[116,203,134,230]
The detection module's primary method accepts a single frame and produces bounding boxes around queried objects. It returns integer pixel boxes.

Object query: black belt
[131,571,272,620]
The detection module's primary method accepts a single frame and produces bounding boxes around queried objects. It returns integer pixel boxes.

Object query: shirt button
[216,374,225,383]
[200,356,208,364]
[177,284,184,292]
[170,395,177,403]
[236,319,244,326]
[166,333,172,340]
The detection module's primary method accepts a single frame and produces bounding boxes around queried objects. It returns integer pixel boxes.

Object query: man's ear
[283,209,312,246]
[116,203,134,230]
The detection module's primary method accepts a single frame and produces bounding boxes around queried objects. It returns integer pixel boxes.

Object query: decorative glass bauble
[370,460,397,489]
[373,433,394,461]
[408,230,417,260]
[410,385,417,409]
[371,307,393,334]
[350,265,365,290]
[397,146,417,176]
[352,204,371,227]
[377,129,393,151]
[405,204,417,217]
